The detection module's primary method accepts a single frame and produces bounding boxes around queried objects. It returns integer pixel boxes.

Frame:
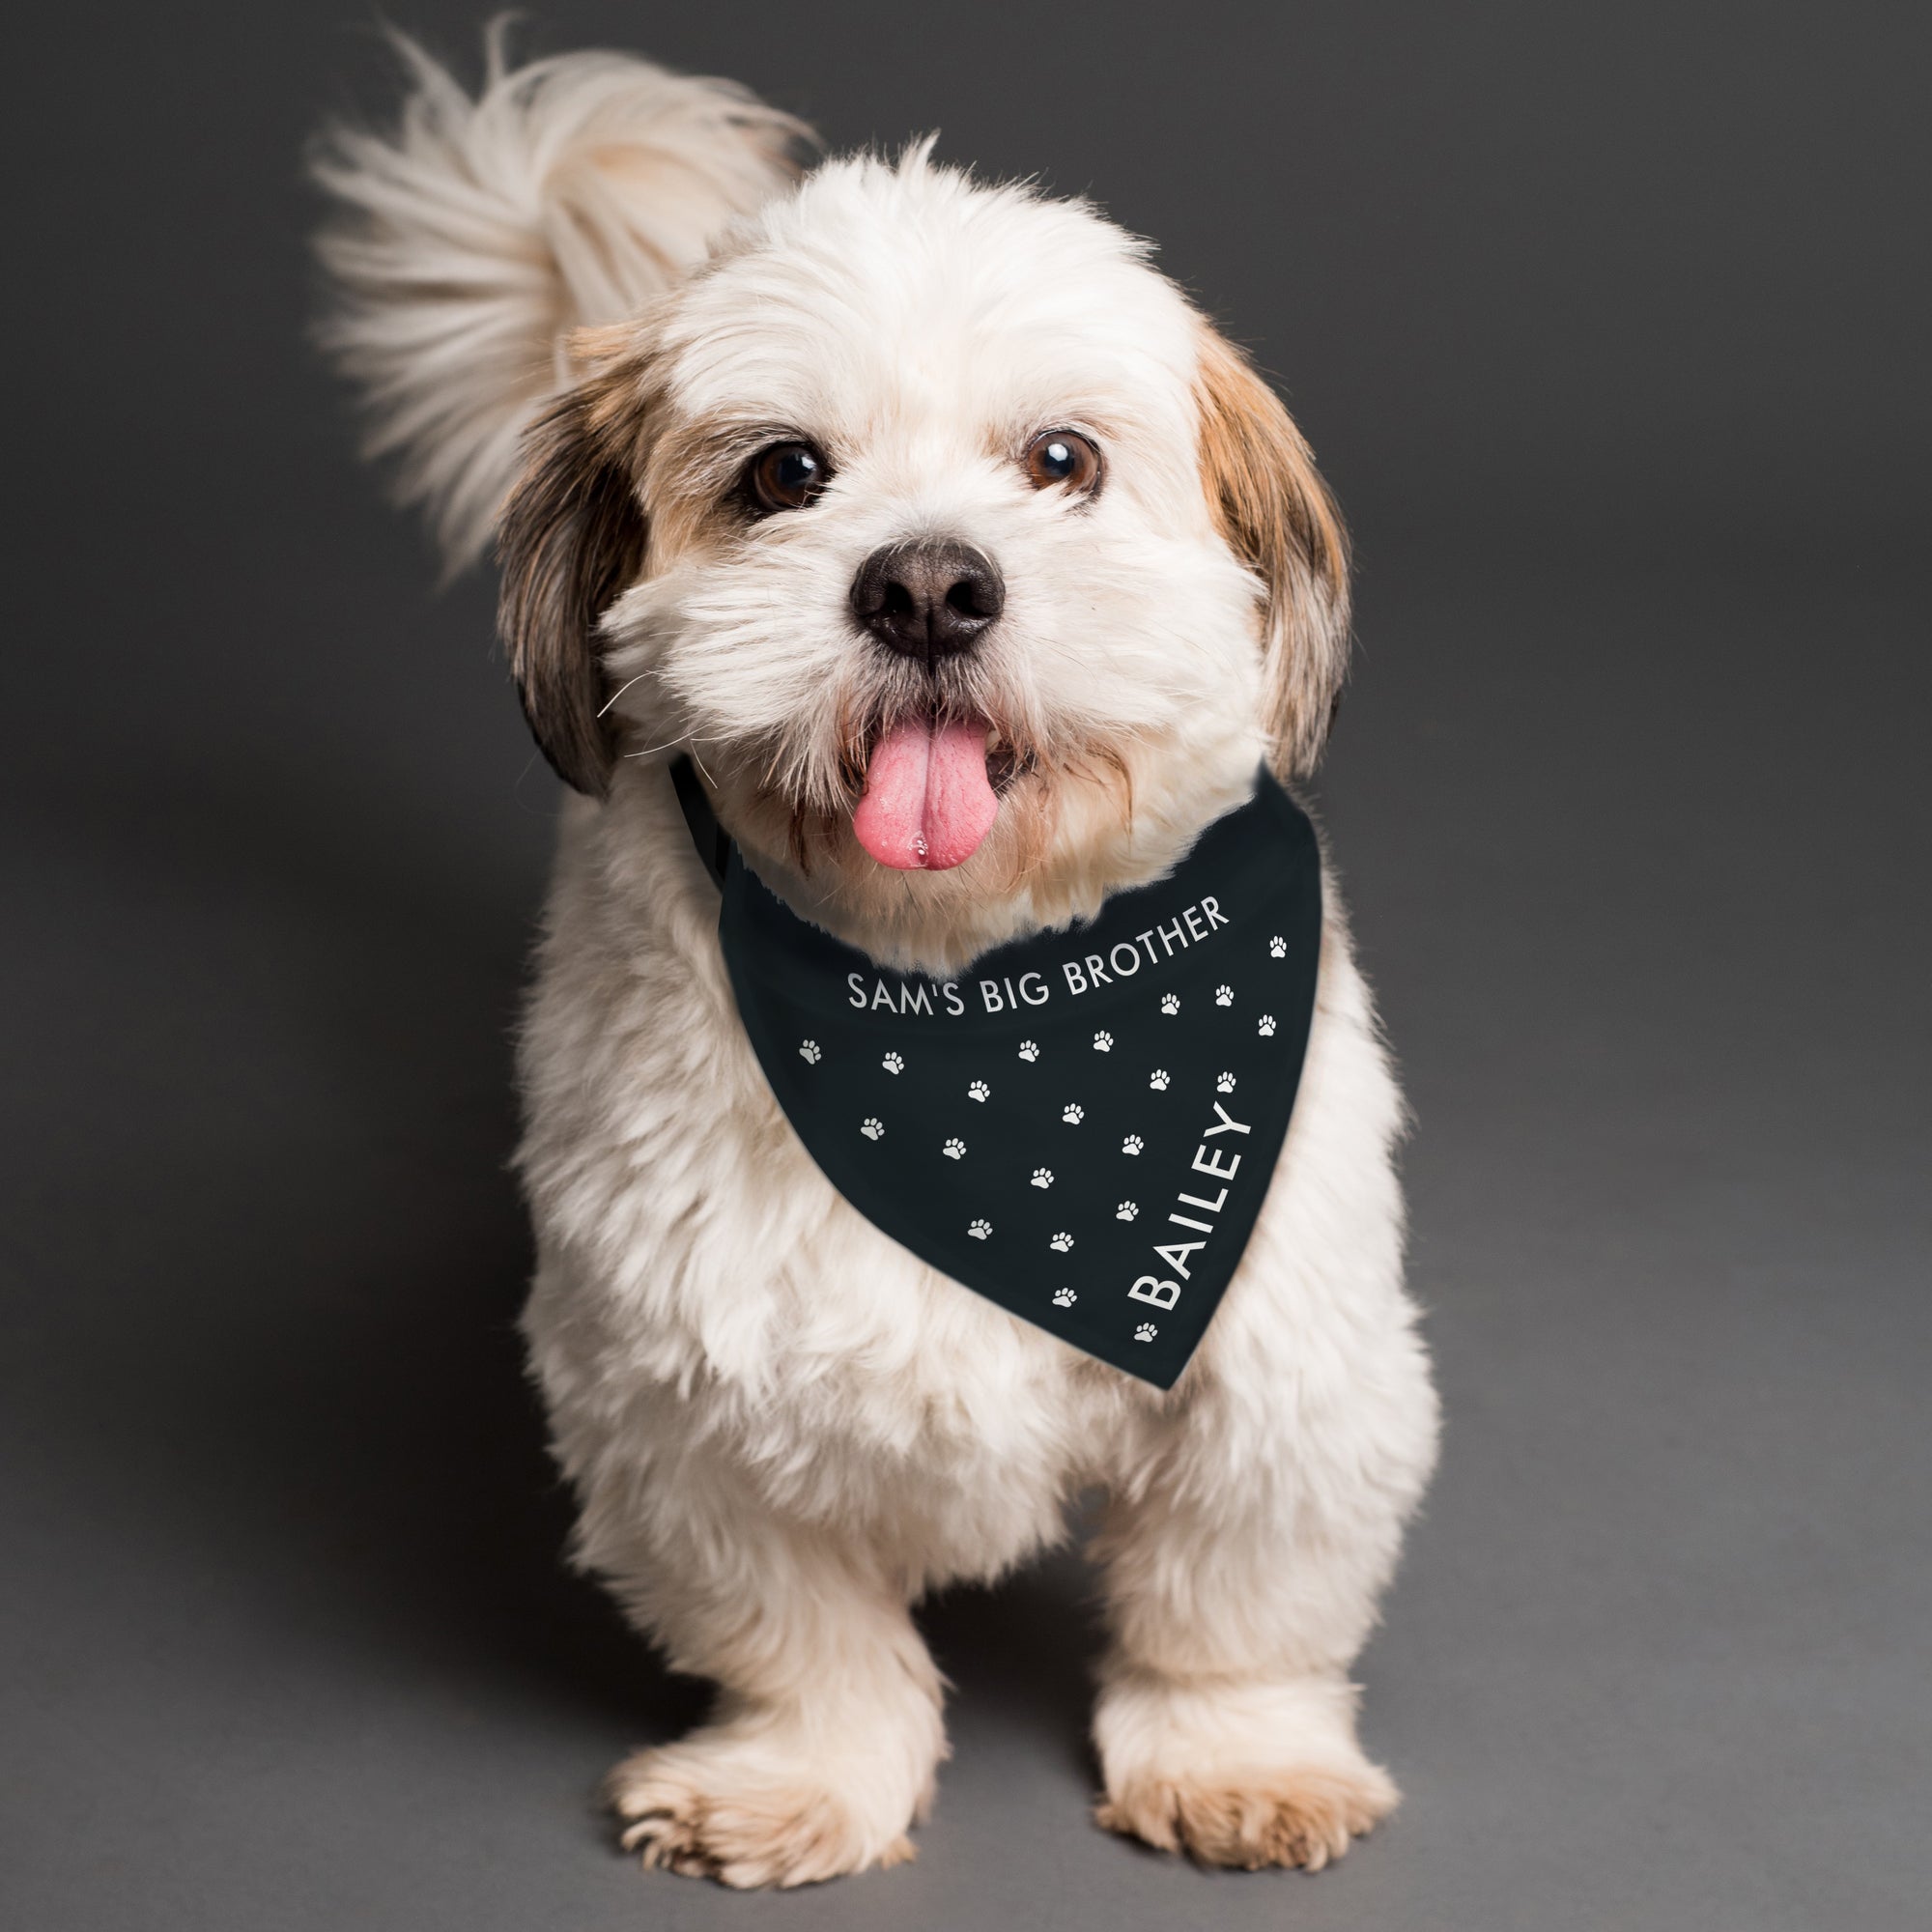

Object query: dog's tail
[311,26,809,569]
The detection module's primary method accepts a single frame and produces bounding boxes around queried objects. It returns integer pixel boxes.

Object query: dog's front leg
[600,1492,946,1888]
[1087,1356,1432,1871]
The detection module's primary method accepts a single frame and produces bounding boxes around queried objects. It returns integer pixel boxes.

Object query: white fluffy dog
[315,33,1438,1888]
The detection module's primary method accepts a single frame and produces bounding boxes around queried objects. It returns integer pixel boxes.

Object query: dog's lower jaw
[1092,1669,1397,1870]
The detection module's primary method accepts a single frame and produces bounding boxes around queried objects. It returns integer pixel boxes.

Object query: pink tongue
[852,717,998,870]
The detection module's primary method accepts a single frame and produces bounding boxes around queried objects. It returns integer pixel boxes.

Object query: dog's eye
[1022,430,1102,497]
[745,440,831,514]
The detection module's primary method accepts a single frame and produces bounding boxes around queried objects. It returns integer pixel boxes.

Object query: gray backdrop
[4,4,1927,1928]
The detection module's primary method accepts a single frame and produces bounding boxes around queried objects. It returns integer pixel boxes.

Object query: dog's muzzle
[850,538,1004,668]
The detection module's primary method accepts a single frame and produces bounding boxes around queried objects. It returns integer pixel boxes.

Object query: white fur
[316,37,1438,1887]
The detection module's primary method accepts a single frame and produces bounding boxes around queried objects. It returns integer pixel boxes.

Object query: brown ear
[1195,327,1352,781]
[495,363,650,798]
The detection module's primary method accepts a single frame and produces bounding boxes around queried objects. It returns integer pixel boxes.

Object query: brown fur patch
[496,344,663,796]
[1193,325,1352,780]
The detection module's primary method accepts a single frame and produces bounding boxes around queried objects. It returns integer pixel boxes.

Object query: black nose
[850,539,1005,665]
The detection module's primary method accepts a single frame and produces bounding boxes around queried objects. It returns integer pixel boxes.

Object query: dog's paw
[942,1136,966,1159]
[1216,1071,1236,1094]
[1268,934,1288,958]
[1257,1013,1277,1037]
[1062,1102,1085,1124]
[1116,1201,1139,1221]
[1094,1674,1396,1874]
[1159,992,1180,1015]
[1093,1029,1113,1052]
[881,1050,904,1074]
[967,1079,990,1101]
[1048,1230,1074,1252]
[1017,1039,1039,1062]
[609,1742,920,1889]
[1121,1133,1144,1154]
[1214,983,1234,1006]
[1094,1761,1395,1871]
[1148,1069,1170,1092]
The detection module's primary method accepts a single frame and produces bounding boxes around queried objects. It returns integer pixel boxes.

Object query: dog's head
[498,147,1348,970]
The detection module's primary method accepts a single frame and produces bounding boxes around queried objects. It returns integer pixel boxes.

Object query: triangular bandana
[673,760,1321,1389]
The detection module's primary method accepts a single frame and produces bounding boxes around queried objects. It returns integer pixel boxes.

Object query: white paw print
[967,1079,990,1102]
[1017,1039,1039,1062]
[943,1136,966,1159]
[1031,1167,1054,1189]
[1159,992,1180,1015]
[1122,1134,1145,1154]
[1062,1102,1085,1124]
[1149,1069,1170,1092]
[1268,935,1287,958]
[860,1118,883,1140]
[881,1051,904,1074]
[1116,1201,1139,1221]
[967,1217,992,1239]
[1214,983,1234,1006]
[799,1039,821,1064]
[1049,1232,1074,1253]
[1133,1321,1158,1342]
[1258,1013,1277,1037]
[1093,1030,1113,1052]
[1052,1287,1076,1307]
[1216,1071,1236,1094]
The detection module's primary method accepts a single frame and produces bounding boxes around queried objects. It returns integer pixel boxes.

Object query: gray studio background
[4,4,1926,1928]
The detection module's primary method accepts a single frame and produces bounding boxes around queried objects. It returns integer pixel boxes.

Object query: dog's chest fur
[515,767,1414,1592]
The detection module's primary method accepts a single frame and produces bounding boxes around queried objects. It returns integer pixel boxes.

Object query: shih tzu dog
[314,31,1437,1889]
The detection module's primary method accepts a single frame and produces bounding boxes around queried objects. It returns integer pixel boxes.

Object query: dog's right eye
[744,441,832,515]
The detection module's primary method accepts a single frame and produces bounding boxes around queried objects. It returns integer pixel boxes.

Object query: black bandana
[672,760,1321,1388]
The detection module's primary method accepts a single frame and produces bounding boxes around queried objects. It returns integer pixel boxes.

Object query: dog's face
[499,150,1349,970]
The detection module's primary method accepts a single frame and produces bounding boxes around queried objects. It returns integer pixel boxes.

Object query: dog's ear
[496,346,652,798]
[1194,326,1351,781]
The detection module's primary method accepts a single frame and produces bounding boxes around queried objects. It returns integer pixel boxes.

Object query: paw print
[1214,983,1234,1006]
[1149,1069,1171,1092]
[1062,1102,1085,1124]
[1133,1321,1158,1342]
[881,1051,904,1075]
[943,1137,966,1159]
[1258,1013,1277,1037]
[1159,992,1180,1015]
[1052,1287,1076,1308]
[1116,1201,1139,1221]
[1122,1134,1145,1155]
[1049,1232,1074,1253]
[1017,1039,1039,1062]
[860,1118,883,1140]
[1031,1168,1054,1189]
[1268,935,1287,958]
[1093,1030,1114,1052]
[1216,1071,1236,1094]
[799,1039,821,1064]
[967,1079,990,1102]
[967,1217,992,1239]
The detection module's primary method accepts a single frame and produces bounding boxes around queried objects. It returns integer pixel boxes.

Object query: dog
[314,31,1438,1888]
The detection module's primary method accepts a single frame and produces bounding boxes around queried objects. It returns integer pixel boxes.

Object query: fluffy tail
[312,27,810,567]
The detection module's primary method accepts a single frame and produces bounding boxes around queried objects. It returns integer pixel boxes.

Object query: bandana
[672,759,1321,1389]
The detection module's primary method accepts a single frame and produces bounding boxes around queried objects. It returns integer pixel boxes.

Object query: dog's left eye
[744,440,831,514]
[1022,429,1102,497]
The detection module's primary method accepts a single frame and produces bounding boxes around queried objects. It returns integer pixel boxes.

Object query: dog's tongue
[852,717,998,870]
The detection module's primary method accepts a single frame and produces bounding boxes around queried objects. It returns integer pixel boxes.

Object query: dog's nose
[850,539,1004,664]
